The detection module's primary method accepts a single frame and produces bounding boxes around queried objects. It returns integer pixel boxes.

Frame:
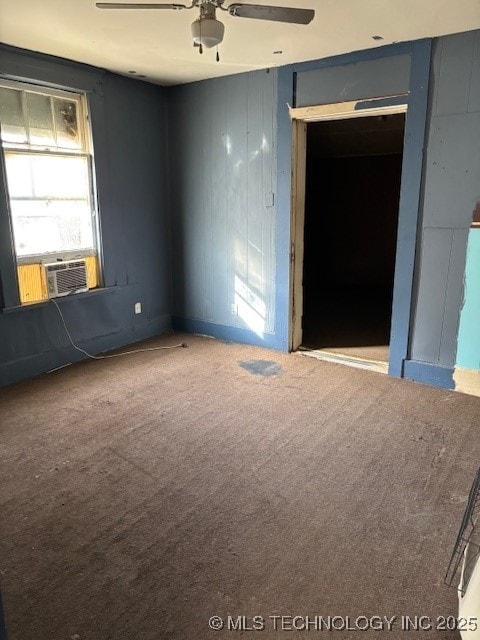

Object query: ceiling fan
[95,1,315,58]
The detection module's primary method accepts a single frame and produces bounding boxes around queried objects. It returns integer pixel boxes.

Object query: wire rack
[445,467,480,595]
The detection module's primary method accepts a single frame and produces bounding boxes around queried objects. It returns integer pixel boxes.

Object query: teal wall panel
[456,230,480,370]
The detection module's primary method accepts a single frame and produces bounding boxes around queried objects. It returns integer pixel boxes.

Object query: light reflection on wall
[224,134,232,155]
[234,273,266,337]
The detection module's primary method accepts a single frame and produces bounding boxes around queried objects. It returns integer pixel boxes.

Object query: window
[0,80,101,302]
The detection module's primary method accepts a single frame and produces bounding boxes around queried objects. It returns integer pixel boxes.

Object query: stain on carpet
[239,359,282,376]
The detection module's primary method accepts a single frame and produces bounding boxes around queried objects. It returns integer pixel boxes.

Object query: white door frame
[289,99,408,352]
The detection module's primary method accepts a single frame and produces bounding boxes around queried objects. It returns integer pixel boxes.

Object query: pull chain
[199,16,203,54]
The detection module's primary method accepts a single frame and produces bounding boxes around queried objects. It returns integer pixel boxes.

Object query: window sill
[1,286,116,314]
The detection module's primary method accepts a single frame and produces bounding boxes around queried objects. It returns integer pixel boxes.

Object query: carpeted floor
[0,332,479,640]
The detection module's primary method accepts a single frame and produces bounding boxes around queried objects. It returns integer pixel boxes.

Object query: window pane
[53,98,81,149]
[29,155,90,199]
[3,153,34,198]
[9,200,94,256]
[26,92,55,147]
[4,153,95,257]
[5,153,90,199]
[0,87,27,145]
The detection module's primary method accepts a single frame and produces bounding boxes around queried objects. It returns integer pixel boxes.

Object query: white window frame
[0,78,101,267]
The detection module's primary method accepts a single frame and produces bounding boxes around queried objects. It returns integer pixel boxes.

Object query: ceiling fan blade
[96,3,187,9]
[227,4,314,24]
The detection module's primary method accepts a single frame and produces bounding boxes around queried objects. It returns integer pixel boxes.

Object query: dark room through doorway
[301,113,405,364]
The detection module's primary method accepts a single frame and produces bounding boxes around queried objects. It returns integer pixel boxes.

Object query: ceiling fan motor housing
[191,2,225,48]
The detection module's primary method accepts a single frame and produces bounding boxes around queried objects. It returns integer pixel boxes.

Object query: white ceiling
[1,0,479,86]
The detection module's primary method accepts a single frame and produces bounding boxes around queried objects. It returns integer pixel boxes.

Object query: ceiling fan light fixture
[191,16,225,48]
[96,1,315,59]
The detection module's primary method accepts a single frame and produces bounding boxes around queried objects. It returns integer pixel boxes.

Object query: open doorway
[299,113,405,364]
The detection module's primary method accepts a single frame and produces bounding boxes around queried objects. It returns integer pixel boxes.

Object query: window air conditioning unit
[44,259,89,298]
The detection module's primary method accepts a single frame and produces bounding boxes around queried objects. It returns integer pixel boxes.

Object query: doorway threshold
[297,347,388,375]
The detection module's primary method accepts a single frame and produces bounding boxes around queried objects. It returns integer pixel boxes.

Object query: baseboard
[172,316,285,351]
[0,314,172,387]
[454,367,480,397]
[172,319,458,392]
[403,359,454,389]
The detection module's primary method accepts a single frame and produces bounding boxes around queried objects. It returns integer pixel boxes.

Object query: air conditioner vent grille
[56,267,87,294]
[44,259,89,298]
[48,261,85,272]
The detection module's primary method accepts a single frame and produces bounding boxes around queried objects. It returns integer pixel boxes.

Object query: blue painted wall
[168,34,479,391]
[294,53,411,106]
[168,41,432,365]
[168,69,282,348]
[409,31,480,383]
[3,31,480,392]
[0,46,172,386]
[456,230,480,370]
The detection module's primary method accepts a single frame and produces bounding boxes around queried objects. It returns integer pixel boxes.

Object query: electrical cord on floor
[50,298,187,360]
